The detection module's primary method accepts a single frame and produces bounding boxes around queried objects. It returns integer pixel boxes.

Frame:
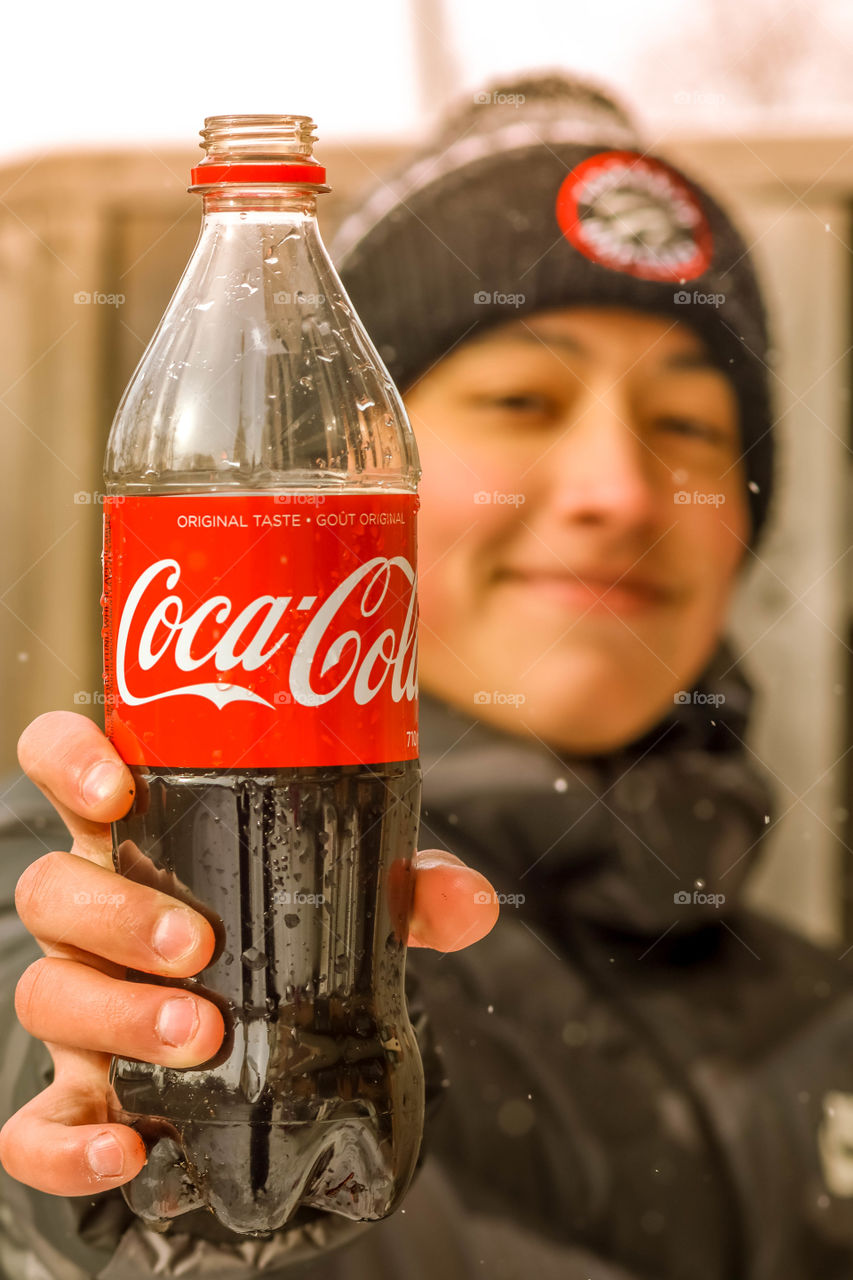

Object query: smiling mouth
[496,569,673,613]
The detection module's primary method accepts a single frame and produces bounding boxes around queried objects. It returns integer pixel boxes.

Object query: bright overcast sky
[2,0,852,163]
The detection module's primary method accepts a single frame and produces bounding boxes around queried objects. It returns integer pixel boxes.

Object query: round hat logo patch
[555,150,713,282]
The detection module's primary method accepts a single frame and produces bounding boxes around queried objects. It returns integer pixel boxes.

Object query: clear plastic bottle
[101,115,424,1236]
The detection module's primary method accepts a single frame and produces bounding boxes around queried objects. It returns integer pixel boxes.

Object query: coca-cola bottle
[100,114,424,1236]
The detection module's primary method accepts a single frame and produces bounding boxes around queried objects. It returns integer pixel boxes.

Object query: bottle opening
[190,114,327,190]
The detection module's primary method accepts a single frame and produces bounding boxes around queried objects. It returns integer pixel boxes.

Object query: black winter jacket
[2,644,853,1279]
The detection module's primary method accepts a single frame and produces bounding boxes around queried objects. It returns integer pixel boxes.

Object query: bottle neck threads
[189,114,328,200]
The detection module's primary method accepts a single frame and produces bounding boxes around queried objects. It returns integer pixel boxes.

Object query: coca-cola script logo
[116,555,418,711]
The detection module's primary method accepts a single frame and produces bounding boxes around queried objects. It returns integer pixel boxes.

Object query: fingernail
[152,908,199,962]
[87,1132,124,1178]
[82,761,125,806]
[157,996,199,1047]
[415,849,466,871]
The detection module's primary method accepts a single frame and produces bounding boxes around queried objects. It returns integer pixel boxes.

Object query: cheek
[675,493,747,629]
[415,429,520,621]
[416,426,512,569]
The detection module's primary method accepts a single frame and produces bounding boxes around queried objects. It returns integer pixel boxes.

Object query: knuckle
[78,883,132,930]
[15,851,66,929]
[112,901,164,958]
[17,711,111,797]
[0,1115,22,1177]
[16,713,54,775]
[14,958,53,1031]
[98,986,136,1037]
[17,711,82,776]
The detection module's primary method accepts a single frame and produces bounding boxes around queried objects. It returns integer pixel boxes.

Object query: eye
[473,392,555,416]
[655,414,731,446]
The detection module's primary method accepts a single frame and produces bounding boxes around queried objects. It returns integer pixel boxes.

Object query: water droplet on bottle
[284,913,300,928]
[356,397,375,412]
[241,947,267,970]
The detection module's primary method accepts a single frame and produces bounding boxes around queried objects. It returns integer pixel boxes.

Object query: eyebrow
[473,327,719,371]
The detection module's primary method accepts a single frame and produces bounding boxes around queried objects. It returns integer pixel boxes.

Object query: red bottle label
[102,493,418,768]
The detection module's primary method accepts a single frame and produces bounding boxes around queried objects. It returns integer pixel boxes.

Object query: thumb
[0,1045,146,1195]
[408,849,500,952]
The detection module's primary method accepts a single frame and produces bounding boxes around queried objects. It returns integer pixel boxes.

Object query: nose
[534,387,660,534]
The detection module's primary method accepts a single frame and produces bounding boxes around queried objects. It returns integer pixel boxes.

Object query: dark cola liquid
[109,759,424,1236]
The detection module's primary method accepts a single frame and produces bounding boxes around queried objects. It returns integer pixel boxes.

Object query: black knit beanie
[332,73,776,547]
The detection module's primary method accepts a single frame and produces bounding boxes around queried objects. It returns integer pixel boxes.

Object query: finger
[17,712,137,864]
[407,849,500,952]
[115,839,226,942]
[15,850,216,976]
[15,957,225,1068]
[0,1048,147,1195]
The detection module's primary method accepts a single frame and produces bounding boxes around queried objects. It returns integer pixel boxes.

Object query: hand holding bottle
[0,710,499,1199]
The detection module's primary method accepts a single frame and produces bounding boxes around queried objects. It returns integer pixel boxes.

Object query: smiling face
[405,306,749,755]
